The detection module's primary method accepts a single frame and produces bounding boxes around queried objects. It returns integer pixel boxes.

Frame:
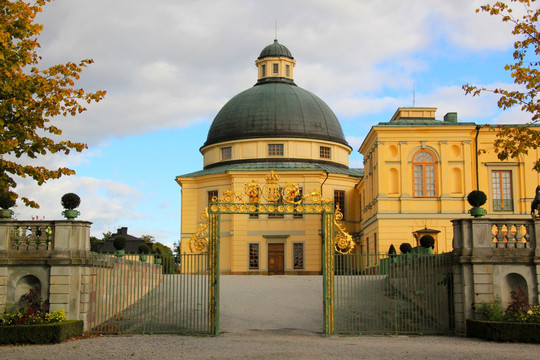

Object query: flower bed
[0,288,82,344]
[469,287,540,343]
[467,319,540,343]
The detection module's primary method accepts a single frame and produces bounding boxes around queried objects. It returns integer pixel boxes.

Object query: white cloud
[13,176,145,239]
[28,0,520,146]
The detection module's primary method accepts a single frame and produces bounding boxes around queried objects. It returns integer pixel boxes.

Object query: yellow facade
[177,40,540,274]
[357,107,540,254]
[178,170,360,274]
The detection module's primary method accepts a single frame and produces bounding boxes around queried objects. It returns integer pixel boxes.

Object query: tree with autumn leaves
[0,0,105,207]
[463,0,540,171]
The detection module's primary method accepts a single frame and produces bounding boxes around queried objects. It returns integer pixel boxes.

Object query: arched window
[413,150,436,197]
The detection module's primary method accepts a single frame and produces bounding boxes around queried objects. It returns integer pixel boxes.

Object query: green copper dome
[258,39,293,59]
[204,81,348,147]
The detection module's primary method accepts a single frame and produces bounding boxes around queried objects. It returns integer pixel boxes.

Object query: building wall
[358,111,540,255]
[179,170,359,274]
[201,137,351,168]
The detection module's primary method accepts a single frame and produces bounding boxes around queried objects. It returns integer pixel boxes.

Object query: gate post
[208,213,220,335]
[322,211,335,335]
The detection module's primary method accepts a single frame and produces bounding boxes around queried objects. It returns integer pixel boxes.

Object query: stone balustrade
[7,222,55,251]
[451,217,540,336]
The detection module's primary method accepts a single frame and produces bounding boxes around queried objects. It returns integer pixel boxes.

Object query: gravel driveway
[2,330,540,360]
[3,276,540,359]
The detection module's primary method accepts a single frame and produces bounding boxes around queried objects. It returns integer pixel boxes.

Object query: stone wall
[452,218,540,335]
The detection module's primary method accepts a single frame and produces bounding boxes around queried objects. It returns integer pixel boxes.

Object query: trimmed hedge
[467,319,540,343]
[0,320,83,345]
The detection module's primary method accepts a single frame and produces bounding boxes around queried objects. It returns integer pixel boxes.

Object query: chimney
[117,227,128,235]
[444,112,457,123]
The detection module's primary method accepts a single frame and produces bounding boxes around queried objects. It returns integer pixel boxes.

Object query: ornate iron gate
[333,252,454,334]
[189,171,355,335]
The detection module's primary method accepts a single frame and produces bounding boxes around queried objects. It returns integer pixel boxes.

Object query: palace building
[176,39,362,275]
[177,40,540,275]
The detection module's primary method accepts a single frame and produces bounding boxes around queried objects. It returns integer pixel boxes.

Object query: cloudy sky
[11,0,531,248]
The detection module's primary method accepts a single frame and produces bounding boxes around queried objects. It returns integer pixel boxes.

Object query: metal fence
[87,252,209,334]
[334,253,454,335]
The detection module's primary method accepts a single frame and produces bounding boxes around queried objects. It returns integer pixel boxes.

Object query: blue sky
[11,0,534,248]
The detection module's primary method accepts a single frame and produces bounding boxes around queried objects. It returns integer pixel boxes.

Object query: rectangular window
[286,64,290,77]
[334,190,345,220]
[414,164,435,196]
[293,188,303,218]
[273,63,279,75]
[249,243,259,269]
[268,144,284,156]
[320,146,331,159]
[293,243,304,269]
[492,170,513,211]
[261,64,266,77]
[208,190,218,204]
[221,146,232,160]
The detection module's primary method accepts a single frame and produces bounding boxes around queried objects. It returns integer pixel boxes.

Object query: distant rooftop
[378,107,476,126]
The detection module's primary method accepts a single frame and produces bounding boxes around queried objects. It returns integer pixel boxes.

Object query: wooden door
[268,243,284,275]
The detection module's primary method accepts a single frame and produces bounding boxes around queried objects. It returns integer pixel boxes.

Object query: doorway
[268,243,284,275]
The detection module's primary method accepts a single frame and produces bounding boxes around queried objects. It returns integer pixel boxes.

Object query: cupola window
[320,146,331,159]
[261,64,266,77]
[286,65,290,77]
[221,146,232,160]
[273,63,279,75]
[268,144,284,156]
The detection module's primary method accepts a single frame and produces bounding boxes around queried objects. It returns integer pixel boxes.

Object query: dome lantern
[255,39,296,83]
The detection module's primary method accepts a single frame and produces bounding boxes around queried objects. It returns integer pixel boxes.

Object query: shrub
[476,298,505,322]
[138,243,150,254]
[467,319,540,343]
[61,193,81,210]
[113,236,127,250]
[467,190,487,207]
[399,243,412,254]
[0,193,16,209]
[0,320,83,344]
[388,244,396,255]
[420,235,435,249]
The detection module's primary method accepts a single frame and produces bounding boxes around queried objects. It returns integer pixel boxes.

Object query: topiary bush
[138,243,150,254]
[399,242,412,254]
[0,193,16,209]
[61,193,81,210]
[420,235,435,249]
[467,190,487,208]
[113,236,127,250]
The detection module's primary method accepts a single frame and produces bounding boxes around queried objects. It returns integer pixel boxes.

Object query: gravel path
[2,330,540,360]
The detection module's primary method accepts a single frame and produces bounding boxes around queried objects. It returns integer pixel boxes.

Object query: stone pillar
[452,217,539,335]
[0,220,92,329]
